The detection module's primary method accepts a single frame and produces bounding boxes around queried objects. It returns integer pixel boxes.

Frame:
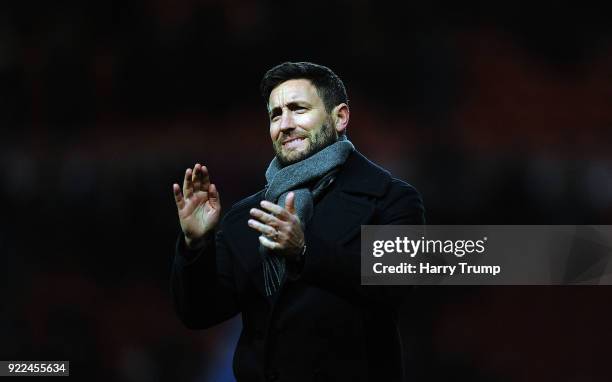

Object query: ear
[331,103,349,135]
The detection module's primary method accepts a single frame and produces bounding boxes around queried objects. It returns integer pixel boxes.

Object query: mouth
[281,137,307,150]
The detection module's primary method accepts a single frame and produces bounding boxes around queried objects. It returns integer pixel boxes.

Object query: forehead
[268,79,322,107]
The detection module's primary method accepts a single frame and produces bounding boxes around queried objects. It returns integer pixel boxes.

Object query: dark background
[2,1,611,381]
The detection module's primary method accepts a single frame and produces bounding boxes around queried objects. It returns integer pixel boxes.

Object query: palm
[173,164,221,243]
[179,189,219,238]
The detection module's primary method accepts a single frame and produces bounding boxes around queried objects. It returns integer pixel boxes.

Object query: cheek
[270,124,279,140]
[295,114,319,131]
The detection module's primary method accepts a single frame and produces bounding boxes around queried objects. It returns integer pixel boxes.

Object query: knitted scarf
[261,135,355,296]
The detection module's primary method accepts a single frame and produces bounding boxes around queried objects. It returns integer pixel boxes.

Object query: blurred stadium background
[1,1,611,381]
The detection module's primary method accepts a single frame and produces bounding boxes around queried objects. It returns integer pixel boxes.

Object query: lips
[282,137,303,144]
[282,137,307,149]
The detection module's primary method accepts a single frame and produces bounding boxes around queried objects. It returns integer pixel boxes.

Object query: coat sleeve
[296,180,425,309]
[170,227,240,329]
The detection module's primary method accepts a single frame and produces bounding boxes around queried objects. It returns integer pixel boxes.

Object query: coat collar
[334,150,391,197]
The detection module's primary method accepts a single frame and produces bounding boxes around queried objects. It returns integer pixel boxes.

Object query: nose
[279,110,295,132]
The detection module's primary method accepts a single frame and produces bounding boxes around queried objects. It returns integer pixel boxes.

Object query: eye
[295,107,307,113]
[271,115,281,122]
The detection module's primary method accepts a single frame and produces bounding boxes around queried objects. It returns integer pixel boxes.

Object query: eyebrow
[268,101,310,118]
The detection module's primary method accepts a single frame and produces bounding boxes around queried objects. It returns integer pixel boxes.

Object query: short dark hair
[260,62,348,113]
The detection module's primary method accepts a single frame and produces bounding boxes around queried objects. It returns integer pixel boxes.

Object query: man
[171,62,425,381]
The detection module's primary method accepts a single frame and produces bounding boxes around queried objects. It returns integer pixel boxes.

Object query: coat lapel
[307,150,391,245]
[308,191,375,245]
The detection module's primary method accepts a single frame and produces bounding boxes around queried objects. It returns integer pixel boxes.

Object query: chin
[279,153,305,165]
[278,148,311,166]
[276,141,311,164]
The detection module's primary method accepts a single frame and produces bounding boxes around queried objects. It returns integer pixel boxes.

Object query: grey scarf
[261,135,355,296]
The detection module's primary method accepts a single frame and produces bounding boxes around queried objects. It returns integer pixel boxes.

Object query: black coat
[171,151,425,382]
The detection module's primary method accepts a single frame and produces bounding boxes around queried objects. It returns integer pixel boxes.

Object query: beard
[273,120,338,167]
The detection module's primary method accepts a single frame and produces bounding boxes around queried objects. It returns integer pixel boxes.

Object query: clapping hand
[173,163,221,249]
[248,192,305,260]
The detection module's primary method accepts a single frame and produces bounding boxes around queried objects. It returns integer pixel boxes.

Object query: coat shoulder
[387,177,422,199]
[338,150,422,200]
[343,151,425,224]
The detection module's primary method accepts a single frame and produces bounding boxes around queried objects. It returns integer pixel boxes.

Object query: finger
[285,192,296,215]
[193,164,211,193]
[183,168,194,198]
[173,183,185,210]
[247,219,277,237]
[260,200,290,220]
[250,208,282,226]
[200,165,211,189]
[259,235,280,250]
[208,183,220,209]
[192,163,202,192]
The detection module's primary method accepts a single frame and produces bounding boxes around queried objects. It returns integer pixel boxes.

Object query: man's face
[268,79,337,166]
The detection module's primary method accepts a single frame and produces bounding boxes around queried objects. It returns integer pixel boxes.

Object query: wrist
[185,230,214,250]
[290,242,306,262]
[285,242,306,280]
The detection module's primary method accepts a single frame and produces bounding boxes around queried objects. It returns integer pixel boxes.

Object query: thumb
[285,192,296,215]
